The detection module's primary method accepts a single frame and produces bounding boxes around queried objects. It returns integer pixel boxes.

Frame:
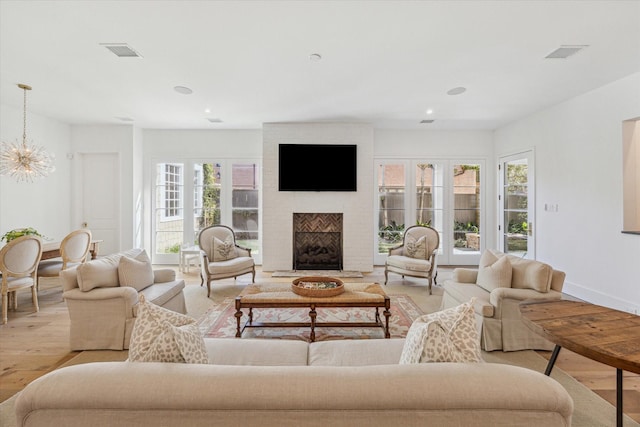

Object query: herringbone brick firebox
[293,213,343,270]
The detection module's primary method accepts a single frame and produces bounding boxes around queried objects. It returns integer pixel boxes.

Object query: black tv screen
[279,144,357,192]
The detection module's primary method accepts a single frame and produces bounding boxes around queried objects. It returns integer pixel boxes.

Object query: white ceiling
[1,0,639,130]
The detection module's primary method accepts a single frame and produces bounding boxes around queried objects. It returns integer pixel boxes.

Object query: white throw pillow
[405,235,427,259]
[212,236,237,261]
[399,299,483,364]
[476,250,512,292]
[118,249,154,292]
[76,256,120,291]
[129,295,208,364]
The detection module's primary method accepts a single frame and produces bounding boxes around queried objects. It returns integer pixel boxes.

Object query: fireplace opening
[292,213,343,271]
[294,232,342,270]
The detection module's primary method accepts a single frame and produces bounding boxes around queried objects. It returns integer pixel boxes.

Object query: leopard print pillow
[129,295,208,364]
[399,299,483,364]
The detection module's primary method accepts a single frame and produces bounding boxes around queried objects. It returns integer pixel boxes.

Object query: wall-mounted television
[279,144,357,192]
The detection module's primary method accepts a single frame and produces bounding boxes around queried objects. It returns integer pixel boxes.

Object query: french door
[152,159,260,264]
[498,151,535,259]
[375,159,484,266]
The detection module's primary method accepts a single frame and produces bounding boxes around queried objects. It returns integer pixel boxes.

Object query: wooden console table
[520,299,640,427]
[235,282,391,342]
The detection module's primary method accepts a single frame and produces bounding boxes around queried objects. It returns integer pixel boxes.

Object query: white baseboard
[562,280,640,315]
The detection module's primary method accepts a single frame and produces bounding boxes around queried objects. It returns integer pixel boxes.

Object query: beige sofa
[441,249,565,351]
[16,338,573,427]
[61,248,186,351]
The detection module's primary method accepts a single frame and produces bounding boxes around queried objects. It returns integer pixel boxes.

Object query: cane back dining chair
[384,225,440,294]
[198,225,255,297]
[0,235,43,324]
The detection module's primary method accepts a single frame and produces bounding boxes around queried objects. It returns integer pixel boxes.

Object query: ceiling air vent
[207,118,223,123]
[545,45,588,59]
[101,43,142,58]
[420,119,435,124]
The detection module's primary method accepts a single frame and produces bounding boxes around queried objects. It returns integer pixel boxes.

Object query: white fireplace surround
[262,123,375,272]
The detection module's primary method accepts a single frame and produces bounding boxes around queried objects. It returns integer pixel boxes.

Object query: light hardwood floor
[0,266,638,422]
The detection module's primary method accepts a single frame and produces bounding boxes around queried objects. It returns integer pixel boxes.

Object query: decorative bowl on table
[291,276,345,297]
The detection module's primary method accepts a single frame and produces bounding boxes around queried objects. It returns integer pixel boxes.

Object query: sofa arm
[63,286,138,305]
[153,268,176,283]
[490,288,562,317]
[451,268,478,283]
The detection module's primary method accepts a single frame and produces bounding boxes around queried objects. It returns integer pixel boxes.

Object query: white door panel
[82,153,119,255]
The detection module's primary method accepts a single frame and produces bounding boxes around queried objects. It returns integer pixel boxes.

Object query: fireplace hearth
[293,213,343,270]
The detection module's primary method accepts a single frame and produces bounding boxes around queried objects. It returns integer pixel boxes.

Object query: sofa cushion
[476,250,512,292]
[204,338,309,366]
[442,281,494,317]
[212,236,237,261]
[206,256,254,275]
[502,253,553,293]
[405,235,427,259]
[118,250,154,292]
[129,295,207,364]
[139,280,185,308]
[76,256,120,291]
[400,299,483,364]
[386,255,431,272]
[309,339,406,366]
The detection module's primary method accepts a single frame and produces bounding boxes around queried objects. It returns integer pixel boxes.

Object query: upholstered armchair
[384,225,440,294]
[198,225,255,297]
[0,235,43,324]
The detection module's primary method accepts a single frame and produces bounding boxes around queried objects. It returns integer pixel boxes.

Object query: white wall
[494,72,640,313]
[0,104,71,242]
[262,123,375,272]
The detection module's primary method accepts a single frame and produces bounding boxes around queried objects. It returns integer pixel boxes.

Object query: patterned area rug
[271,270,364,278]
[198,295,422,341]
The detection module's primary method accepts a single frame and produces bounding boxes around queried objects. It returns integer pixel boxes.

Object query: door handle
[82,222,88,228]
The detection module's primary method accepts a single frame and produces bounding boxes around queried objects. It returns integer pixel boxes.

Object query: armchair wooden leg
[384,269,388,285]
[251,268,256,283]
[207,281,211,298]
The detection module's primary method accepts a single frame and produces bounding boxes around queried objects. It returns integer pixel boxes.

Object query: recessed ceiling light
[426,109,434,115]
[420,119,435,124]
[447,87,466,96]
[204,108,211,114]
[174,86,193,95]
[545,45,589,59]
[309,53,322,61]
[100,43,142,58]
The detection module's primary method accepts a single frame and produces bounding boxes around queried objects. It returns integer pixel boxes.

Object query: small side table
[179,245,200,273]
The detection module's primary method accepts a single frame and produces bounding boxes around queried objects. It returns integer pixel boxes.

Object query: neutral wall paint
[0,104,71,242]
[494,72,640,313]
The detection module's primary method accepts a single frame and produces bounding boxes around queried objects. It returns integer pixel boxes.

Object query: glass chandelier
[0,84,56,182]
